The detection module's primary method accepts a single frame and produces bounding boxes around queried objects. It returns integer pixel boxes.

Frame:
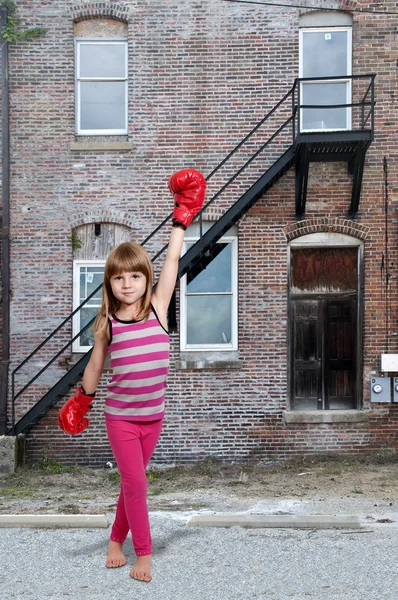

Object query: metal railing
[9,74,375,432]
[294,74,376,135]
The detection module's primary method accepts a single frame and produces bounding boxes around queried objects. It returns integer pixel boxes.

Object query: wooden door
[291,296,357,410]
[290,246,359,410]
[325,298,356,409]
[291,299,321,410]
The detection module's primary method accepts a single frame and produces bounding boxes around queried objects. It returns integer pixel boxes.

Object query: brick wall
[6,0,398,466]
[0,57,3,373]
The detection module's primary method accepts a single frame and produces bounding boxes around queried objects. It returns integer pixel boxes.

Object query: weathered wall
[5,1,398,465]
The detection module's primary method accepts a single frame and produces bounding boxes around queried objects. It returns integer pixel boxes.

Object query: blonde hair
[94,242,153,333]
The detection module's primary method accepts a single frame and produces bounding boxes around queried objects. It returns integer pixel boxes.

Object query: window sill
[283,410,369,425]
[175,351,242,370]
[70,141,132,152]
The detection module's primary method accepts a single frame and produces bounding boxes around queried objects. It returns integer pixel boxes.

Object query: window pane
[87,272,104,298]
[80,273,86,297]
[302,82,348,130]
[79,44,126,78]
[187,243,231,293]
[80,81,126,131]
[187,295,232,345]
[79,306,97,348]
[87,266,103,272]
[75,264,105,348]
[302,30,348,78]
[79,267,104,303]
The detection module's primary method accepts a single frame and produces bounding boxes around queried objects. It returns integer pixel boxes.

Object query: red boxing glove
[168,168,206,229]
[58,387,94,436]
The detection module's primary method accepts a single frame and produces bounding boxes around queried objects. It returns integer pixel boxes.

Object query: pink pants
[105,418,163,556]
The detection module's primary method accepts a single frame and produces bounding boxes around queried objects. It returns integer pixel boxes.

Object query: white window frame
[299,27,352,132]
[75,38,128,136]
[72,260,105,352]
[180,234,238,352]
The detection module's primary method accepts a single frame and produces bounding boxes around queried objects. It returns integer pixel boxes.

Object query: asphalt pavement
[3,499,398,600]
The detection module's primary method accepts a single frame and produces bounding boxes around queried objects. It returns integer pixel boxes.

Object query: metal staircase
[7,75,375,436]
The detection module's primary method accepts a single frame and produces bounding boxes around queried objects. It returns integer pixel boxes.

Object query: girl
[58,168,206,582]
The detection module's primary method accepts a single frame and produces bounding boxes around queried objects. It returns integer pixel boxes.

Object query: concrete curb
[187,514,361,529]
[0,514,109,529]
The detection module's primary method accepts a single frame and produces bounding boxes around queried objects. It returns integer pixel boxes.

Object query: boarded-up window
[291,247,357,293]
[73,223,131,261]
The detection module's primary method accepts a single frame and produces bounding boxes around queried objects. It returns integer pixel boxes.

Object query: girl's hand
[58,387,94,435]
[169,168,206,229]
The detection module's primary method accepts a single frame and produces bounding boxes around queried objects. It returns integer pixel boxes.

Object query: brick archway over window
[68,210,136,230]
[299,0,358,16]
[283,218,370,242]
[68,3,131,23]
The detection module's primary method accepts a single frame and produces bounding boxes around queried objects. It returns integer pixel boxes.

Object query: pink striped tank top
[104,306,170,421]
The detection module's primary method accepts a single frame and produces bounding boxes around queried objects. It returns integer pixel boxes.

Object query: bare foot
[106,540,126,568]
[130,554,152,582]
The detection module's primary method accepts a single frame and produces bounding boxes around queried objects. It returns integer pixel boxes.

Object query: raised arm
[152,225,185,315]
[152,168,206,323]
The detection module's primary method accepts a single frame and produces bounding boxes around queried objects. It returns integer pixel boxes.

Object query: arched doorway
[288,233,363,410]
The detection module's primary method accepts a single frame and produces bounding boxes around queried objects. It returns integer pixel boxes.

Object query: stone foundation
[0,436,25,474]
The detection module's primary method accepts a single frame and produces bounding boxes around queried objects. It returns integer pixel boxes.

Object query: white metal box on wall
[380,354,398,372]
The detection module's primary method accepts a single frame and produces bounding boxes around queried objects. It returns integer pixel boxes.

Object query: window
[299,27,352,131]
[73,260,105,351]
[71,223,131,352]
[75,39,128,135]
[180,224,238,351]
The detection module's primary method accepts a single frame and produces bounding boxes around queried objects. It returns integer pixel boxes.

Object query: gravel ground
[2,507,398,600]
[1,454,398,600]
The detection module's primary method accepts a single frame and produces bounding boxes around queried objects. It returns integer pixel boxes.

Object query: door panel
[325,298,356,409]
[291,300,321,410]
